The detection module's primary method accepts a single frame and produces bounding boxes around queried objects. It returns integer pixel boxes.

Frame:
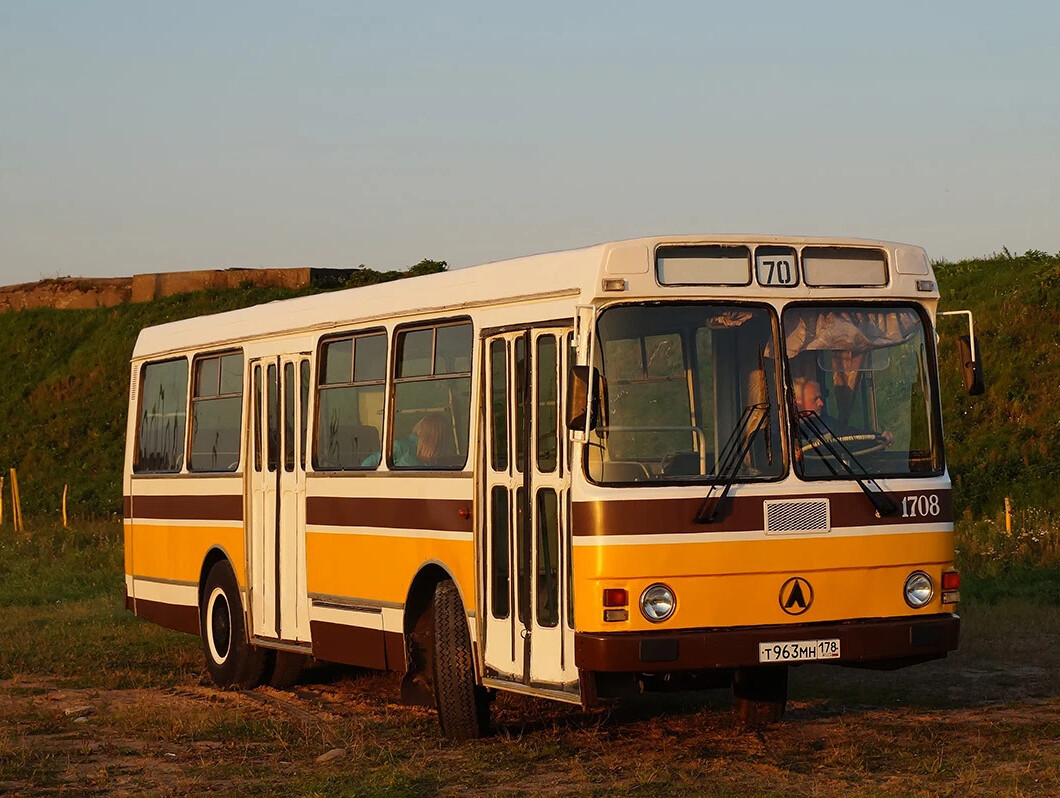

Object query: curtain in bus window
[135,358,189,473]
[190,353,243,472]
[315,333,386,469]
[783,306,940,476]
[784,307,923,427]
[391,322,472,469]
[784,309,921,358]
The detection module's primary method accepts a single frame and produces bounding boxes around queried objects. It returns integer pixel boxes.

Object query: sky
[1,1,1058,286]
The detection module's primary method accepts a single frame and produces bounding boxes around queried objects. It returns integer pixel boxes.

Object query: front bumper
[575,613,959,672]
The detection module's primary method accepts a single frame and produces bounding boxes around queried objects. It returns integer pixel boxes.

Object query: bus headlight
[904,571,934,608]
[640,583,676,623]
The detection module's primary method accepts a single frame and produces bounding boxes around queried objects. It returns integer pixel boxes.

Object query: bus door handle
[520,628,531,640]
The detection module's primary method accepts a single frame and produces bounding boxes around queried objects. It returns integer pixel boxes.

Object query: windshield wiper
[694,403,770,524]
[795,408,898,517]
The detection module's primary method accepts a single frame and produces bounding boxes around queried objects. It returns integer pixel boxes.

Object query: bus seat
[661,451,715,477]
[347,425,381,460]
[601,461,651,482]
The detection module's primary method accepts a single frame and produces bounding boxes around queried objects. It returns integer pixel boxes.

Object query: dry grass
[3,601,1060,796]
[2,521,1058,795]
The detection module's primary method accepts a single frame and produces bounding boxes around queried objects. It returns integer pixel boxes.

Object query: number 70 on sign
[756,255,797,286]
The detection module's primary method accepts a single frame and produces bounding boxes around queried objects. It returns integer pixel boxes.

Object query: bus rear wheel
[732,666,788,727]
[431,579,490,740]
[200,560,267,689]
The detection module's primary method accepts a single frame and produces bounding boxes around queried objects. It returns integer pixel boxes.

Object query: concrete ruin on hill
[0,267,358,313]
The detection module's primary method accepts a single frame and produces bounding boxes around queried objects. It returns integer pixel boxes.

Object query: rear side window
[135,358,189,473]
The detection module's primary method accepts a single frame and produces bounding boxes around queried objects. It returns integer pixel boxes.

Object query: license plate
[758,638,841,663]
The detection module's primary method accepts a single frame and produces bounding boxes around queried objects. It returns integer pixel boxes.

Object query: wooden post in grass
[1005,497,1012,535]
[62,484,69,528]
[10,468,24,533]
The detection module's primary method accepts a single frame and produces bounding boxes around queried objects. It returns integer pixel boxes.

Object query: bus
[122,235,979,739]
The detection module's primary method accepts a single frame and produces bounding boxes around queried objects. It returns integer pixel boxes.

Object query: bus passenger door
[248,359,280,639]
[481,328,576,691]
[277,356,311,643]
[482,333,525,680]
[248,355,311,644]
[527,330,576,687]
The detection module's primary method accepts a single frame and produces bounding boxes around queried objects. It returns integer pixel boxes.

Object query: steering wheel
[799,433,887,458]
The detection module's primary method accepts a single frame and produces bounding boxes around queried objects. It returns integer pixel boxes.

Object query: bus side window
[134,357,189,474]
[315,331,387,470]
[189,351,243,472]
[391,321,472,470]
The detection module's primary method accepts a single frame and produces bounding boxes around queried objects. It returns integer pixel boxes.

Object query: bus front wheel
[200,560,268,689]
[732,666,788,727]
[431,579,490,740]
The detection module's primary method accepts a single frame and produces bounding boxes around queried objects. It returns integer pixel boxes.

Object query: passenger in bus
[362,412,451,467]
[793,378,893,446]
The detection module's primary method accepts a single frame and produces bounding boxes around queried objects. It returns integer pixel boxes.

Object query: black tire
[431,580,490,740]
[264,650,306,689]
[732,666,788,727]
[200,560,268,689]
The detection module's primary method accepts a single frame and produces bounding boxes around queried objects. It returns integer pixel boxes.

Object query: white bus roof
[132,235,930,360]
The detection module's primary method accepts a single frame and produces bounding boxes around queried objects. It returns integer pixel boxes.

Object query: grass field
[1,521,1058,796]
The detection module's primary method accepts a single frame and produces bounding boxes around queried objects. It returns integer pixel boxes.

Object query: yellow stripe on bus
[573,530,953,579]
[306,532,475,609]
[127,523,246,586]
[573,531,954,632]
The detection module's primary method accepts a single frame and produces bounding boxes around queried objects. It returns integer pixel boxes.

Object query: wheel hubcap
[206,588,232,665]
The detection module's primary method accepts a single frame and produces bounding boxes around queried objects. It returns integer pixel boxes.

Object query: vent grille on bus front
[130,365,139,405]
[763,498,830,535]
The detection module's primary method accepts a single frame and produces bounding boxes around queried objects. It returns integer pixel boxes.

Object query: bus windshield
[589,304,784,484]
[783,304,942,478]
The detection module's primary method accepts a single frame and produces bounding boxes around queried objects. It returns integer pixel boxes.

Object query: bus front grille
[763,498,831,535]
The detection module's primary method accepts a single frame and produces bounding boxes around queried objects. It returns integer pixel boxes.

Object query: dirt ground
[2,601,1060,796]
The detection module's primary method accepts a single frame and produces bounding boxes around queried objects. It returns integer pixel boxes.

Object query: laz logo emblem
[779,577,814,615]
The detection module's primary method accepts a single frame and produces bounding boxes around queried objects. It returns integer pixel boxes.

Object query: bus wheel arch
[399,563,455,707]
[400,563,489,738]
[197,550,267,689]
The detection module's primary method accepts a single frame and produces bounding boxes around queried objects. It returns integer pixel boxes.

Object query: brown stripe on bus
[124,494,244,522]
[306,496,473,533]
[134,597,200,636]
[571,489,952,537]
[310,620,405,672]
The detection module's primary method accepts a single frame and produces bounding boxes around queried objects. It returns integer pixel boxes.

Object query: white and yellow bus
[123,236,976,738]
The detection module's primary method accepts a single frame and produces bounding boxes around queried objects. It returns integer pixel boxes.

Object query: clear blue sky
[1,1,1057,285]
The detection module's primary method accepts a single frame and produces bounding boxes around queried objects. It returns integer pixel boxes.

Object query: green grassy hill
[0,262,445,519]
[1,251,1057,532]
[935,249,1060,520]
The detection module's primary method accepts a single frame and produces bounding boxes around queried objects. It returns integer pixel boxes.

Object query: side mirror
[566,365,606,431]
[958,335,984,396]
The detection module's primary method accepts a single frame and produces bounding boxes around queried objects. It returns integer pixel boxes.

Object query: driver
[793,378,893,447]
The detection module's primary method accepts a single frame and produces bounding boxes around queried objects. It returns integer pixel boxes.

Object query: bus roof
[131,234,930,360]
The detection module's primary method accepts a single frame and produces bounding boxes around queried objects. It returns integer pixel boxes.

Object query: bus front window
[589,304,784,484]
[783,305,942,478]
